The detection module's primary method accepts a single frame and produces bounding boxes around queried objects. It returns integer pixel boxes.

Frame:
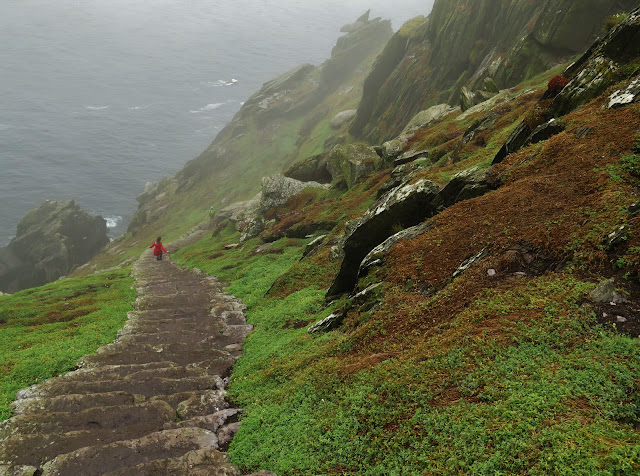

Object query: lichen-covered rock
[284,154,332,183]
[0,200,109,293]
[608,78,640,108]
[260,174,329,211]
[401,104,457,135]
[549,6,640,117]
[432,167,493,210]
[591,279,628,304]
[327,143,380,188]
[330,109,358,129]
[327,179,440,297]
[527,118,566,144]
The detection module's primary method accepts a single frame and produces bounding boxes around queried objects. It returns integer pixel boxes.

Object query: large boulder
[432,167,494,210]
[327,179,440,297]
[330,109,358,130]
[549,6,640,117]
[260,174,329,211]
[401,104,457,135]
[284,154,332,183]
[327,143,381,188]
[0,200,109,292]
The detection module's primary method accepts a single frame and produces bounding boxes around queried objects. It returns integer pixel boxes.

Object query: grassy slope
[0,268,135,420]
[173,69,640,474]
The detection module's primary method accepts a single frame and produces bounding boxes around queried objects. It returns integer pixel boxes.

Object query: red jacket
[149,241,168,256]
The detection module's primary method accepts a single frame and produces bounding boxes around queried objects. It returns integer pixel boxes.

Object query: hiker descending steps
[0,248,271,475]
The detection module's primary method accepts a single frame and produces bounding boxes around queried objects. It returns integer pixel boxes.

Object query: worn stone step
[102,447,239,476]
[79,348,231,368]
[40,428,219,476]
[164,408,240,433]
[10,391,137,416]
[0,400,174,441]
[23,375,221,399]
[0,422,169,468]
[150,389,227,414]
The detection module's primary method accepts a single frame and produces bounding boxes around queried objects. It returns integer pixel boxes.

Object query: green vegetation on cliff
[0,269,134,420]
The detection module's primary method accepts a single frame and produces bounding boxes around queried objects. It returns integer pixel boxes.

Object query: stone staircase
[0,250,269,475]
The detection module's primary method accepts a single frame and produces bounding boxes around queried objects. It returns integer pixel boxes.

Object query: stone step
[164,408,240,433]
[23,375,221,399]
[150,389,227,414]
[79,348,232,368]
[0,422,169,468]
[102,447,239,476]
[16,362,196,399]
[10,391,137,416]
[0,400,174,441]
[40,428,219,476]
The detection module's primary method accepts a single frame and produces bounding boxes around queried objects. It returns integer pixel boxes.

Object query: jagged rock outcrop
[350,0,636,143]
[260,174,329,211]
[327,180,440,297]
[549,6,640,117]
[327,143,381,188]
[284,154,332,184]
[0,200,109,293]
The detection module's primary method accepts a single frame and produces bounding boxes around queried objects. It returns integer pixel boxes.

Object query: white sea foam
[86,105,110,111]
[105,215,122,228]
[189,102,224,114]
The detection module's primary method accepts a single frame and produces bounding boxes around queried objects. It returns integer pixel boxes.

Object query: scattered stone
[308,312,345,334]
[330,109,358,129]
[327,143,381,188]
[629,202,640,216]
[303,235,327,257]
[401,104,456,135]
[487,268,497,277]
[617,316,628,323]
[284,154,332,184]
[608,78,640,108]
[329,245,344,261]
[575,127,594,139]
[527,119,565,144]
[260,174,328,211]
[590,279,628,304]
[603,225,629,250]
[224,244,240,250]
[381,136,409,163]
[452,248,489,280]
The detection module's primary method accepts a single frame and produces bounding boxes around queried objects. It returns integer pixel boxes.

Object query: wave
[203,79,239,87]
[105,215,122,229]
[86,105,110,111]
[189,102,224,114]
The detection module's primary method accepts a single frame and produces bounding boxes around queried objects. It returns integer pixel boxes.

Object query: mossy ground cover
[0,268,134,420]
[172,76,640,473]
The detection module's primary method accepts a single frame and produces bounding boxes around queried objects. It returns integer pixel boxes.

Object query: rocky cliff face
[0,200,109,292]
[350,0,637,143]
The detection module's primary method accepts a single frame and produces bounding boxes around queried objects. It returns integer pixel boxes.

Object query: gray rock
[284,154,332,183]
[217,422,241,449]
[528,119,566,144]
[461,87,496,112]
[629,202,640,216]
[432,167,492,210]
[327,143,380,188]
[327,179,440,297]
[329,245,344,261]
[0,466,38,476]
[0,200,109,293]
[381,136,409,163]
[246,471,278,476]
[603,225,629,250]
[482,77,499,93]
[217,193,262,232]
[590,279,628,304]
[452,248,489,280]
[359,222,432,274]
[549,7,640,117]
[609,78,640,108]
[493,121,532,164]
[330,109,358,129]
[308,312,345,334]
[401,104,457,135]
[260,174,329,211]
[303,235,327,257]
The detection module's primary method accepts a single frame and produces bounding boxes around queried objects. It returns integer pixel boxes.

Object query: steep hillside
[167,7,640,474]
[350,0,638,143]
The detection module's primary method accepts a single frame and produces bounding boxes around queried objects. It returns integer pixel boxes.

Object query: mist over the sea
[0,0,431,245]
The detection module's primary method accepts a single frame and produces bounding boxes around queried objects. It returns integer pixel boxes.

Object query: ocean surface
[0,0,432,246]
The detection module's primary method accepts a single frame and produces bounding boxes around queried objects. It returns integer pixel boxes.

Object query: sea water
[0,0,431,245]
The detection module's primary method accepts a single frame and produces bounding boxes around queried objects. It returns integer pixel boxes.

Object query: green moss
[0,269,135,420]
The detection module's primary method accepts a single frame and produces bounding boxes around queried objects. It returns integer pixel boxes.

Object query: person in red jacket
[149,236,168,261]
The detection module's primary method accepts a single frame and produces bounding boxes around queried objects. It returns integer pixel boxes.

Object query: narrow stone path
[0,249,262,475]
